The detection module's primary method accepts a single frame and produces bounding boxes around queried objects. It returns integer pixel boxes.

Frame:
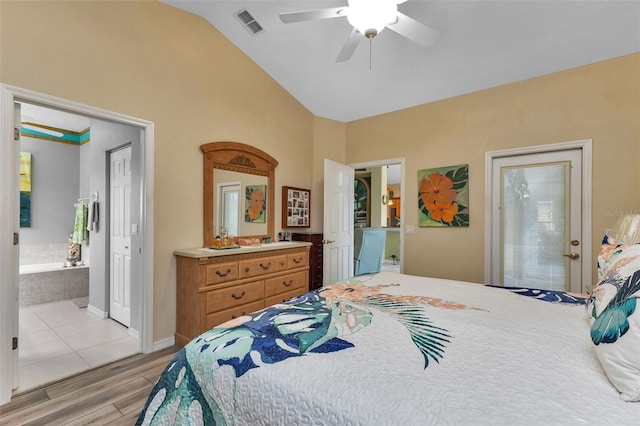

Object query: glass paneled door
[491,149,582,293]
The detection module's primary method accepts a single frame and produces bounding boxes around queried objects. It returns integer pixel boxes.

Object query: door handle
[321,239,335,245]
[563,253,580,260]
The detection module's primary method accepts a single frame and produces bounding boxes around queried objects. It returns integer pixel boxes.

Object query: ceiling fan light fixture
[347,0,397,37]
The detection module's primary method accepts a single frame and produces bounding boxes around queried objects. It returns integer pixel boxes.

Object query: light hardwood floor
[0,346,179,425]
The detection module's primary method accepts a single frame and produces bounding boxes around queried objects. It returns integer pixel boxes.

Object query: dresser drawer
[265,271,307,298]
[238,255,287,279]
[272,255,288,271]
[205,299,265,329]
[265,287,308,306]
[205,261,238,286]
[205,280,264,313]
[287,252,308,269]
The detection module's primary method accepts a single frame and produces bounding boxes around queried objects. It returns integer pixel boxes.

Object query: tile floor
[17,299,139,393]
[381,259,401,273]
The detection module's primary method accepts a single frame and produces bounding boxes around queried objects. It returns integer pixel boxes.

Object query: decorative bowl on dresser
[174,242,311,347]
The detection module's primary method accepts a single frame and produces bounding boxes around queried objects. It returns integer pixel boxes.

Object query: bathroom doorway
[0,84,155,403]
[16,103,141,392]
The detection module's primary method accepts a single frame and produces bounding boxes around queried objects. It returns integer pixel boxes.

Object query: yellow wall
[384,230,400,261]
[0,0,320,342]
[346,53,640,285]
[2,0,638,343]
[310,116,347,233]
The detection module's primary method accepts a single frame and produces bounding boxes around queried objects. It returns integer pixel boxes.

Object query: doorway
[485,140,592,293]
[0,84,155,405]
[354,164,402,274]
[16,103,142,391]
[217,181,241,237]
[322,158,405,285]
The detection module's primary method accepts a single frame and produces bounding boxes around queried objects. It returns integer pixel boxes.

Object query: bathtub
[19,263,89,307]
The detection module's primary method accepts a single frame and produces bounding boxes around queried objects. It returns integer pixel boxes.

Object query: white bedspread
[138,272,640,425]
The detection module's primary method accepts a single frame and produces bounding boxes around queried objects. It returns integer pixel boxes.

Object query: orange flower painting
[245,185,266,223]
[418,164,469,227]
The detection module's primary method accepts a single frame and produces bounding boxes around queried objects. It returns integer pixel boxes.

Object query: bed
[136,271,640,425]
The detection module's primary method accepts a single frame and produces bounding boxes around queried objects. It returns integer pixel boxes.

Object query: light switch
[406,225,415,234]
[131,224,138,235]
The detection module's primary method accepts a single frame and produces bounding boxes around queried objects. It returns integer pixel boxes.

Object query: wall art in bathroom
[20,151,32,228]
[245,184,266,223]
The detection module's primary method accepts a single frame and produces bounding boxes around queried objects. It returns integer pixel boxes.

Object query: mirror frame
[201,141,278,247]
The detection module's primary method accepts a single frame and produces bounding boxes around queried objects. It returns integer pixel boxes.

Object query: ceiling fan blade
[387,11,439,48]
[336,28,361,62]
[279,7,346,24]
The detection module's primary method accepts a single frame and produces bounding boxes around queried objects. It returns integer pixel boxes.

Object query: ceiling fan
[279,0,439,63]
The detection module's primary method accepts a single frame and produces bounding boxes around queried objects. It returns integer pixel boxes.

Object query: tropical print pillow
[586,235,640,401]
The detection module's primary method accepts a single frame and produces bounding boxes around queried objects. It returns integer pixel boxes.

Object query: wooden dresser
[291,233,323,290]
[174,242,311,347]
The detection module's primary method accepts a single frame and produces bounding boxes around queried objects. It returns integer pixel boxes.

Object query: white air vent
[235,9,264,36]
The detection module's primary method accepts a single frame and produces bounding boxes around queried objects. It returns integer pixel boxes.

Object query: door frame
[349,157,406,274]
[0,84,155,404]
[484,139,592,291]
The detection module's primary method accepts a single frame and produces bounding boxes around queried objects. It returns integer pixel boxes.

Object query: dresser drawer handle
[231,291,246,300]
[231,312,246,319]
[259,262,272,270]
[245,267,250,273]
[293,257,303,264]
[283,280,293,287]
[280,261,285,267]
[216,268,232,277]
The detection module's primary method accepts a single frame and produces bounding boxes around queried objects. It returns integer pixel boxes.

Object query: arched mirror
[202,142,278,247]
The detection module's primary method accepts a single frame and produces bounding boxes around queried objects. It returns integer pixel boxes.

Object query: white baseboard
[87,304,108,319]
[152,336,175,352]
[128,327,140,339]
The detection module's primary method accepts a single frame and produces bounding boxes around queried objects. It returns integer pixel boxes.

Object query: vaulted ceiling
[160,0,640,122]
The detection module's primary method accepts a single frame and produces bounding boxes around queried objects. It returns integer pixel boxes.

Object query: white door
[0,103,19,404]
[0,101,21,404]
[323,159,354,285]
[11,102,21,392]
[490,149,583,293]
[110,146,132,326]
[217,182,240,237]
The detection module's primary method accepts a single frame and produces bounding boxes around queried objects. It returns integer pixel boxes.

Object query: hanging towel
[87,201,94,231]
[87,201,99,232]
[72,203,87,244]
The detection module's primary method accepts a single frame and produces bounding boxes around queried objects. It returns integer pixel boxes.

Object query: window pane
[502,163,568,291]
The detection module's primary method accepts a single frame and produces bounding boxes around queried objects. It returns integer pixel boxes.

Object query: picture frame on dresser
[282,186,310,228]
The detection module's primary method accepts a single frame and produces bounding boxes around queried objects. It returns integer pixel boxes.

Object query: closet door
[110,145,132,327]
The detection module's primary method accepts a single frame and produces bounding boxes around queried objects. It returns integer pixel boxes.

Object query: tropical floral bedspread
[137,272,639,426]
